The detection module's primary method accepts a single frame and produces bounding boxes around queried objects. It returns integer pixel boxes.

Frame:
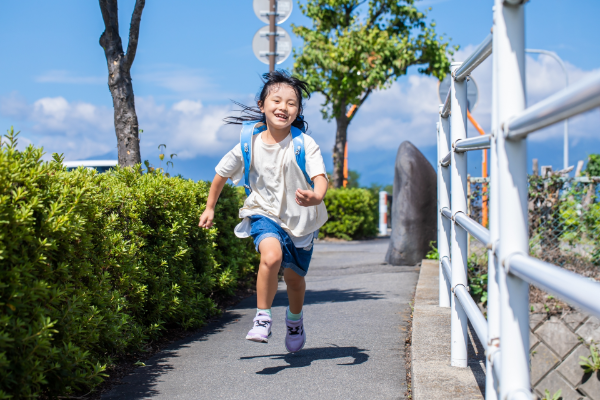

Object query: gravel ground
[102,238,419,400]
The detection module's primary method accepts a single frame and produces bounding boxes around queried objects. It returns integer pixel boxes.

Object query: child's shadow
[240,345,369,375]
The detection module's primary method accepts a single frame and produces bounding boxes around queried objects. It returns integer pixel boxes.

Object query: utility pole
[269,0,276,72]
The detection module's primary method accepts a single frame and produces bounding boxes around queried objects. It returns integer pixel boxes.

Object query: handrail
[454,134,491,152]
[454,34,493,82]
[440,151,452,167]
[441,89,451,118]
[505,71,600,140]
[454,212,492,249]
[433,4,600,396]
[491,351,501,385]
[441,207,452,220]
[507,254,600,319]
[454,284,488,344]
[441,257,452,283]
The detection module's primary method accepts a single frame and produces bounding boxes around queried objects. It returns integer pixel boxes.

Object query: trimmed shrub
[0,130,257,398]
[320,188,378,240]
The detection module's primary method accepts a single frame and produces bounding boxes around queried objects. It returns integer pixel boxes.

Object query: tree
[99,0,146,167]
[292,0,453,188]
[347,169,361,188]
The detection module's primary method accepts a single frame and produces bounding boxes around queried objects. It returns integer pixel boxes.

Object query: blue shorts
[249,215,314,277]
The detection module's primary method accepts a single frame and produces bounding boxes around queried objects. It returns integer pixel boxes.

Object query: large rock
[385,141,437,265]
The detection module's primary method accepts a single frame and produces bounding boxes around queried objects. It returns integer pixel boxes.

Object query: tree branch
[342,1,365,27]
[367,3,386,29]
[358,88,372,107]
[124,0,146,72]
[347,88,372,121]
[98,0,110,28]
[99,0,120,50]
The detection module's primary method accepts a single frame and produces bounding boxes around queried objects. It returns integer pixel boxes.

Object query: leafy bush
[425,241,439,260]
[0,129,257,398]
[320,188,378,240]
[584,154,600,177]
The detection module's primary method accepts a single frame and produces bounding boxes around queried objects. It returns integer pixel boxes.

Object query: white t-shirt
[215,131,328,247]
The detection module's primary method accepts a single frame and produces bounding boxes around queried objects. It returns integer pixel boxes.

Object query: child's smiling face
[259,84,299,131]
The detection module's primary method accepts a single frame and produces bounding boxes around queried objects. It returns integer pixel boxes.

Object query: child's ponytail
[224,70,311,132]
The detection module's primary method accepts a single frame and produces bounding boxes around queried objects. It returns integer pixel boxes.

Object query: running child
[198,71,328,353]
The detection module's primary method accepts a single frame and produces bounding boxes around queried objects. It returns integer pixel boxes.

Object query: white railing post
[379,191,388,235]
[486,26,500,398]
[494,0,531,398]
[450,61,469,368]
[438,111,451,308]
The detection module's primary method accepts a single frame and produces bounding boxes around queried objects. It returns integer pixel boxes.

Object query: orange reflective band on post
[343,105,357,188]
[467,110,489,227]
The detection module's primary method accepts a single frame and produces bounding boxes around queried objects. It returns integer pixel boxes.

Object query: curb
[411,259,486,399]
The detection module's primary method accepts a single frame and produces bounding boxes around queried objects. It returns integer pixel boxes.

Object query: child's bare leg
[256,237,282,309]
[283,268,305,314]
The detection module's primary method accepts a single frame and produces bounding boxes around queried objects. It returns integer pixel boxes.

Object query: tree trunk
[99,0,144,167]
[105,55,141,167]
[332,104,349,188]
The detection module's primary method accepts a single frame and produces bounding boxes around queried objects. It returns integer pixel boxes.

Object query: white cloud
[137,65,214,94]
[300,44,600,156]
[35,70,104,85]
[3,52,599,164]
[0,94,241,161]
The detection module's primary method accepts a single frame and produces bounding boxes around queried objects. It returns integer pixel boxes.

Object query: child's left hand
[295,188,322,207]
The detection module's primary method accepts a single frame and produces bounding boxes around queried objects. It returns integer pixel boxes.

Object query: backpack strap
[240,121,267,196]
[291,125,314,189]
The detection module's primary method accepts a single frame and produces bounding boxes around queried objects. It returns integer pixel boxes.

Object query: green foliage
[542,389,562,400]
[580,343,600,373]
[425,241,438,260]
[369,183,393,195]
[292,0,454,120]
[467,252,488,305]
[320,188,378,240]
[585,154,600,177]
[0,128,257,398]
[347,170,361,188]
[555,180,600,265]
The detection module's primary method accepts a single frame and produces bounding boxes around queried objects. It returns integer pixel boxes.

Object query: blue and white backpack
[240,120,314,196]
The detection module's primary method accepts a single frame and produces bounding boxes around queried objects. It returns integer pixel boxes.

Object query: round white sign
[437,75,479,112]
[252,26,292,65]
[253,0,293,25]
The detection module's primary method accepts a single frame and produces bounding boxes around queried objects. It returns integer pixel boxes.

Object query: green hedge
[0,130,257,398]
[320,188,378,240]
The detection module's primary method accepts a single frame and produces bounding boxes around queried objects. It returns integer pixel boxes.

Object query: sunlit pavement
[103,238,419,400]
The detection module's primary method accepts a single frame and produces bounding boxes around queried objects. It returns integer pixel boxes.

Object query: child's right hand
[199,208,215,229]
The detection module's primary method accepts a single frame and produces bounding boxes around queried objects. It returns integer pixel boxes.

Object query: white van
[63,160,118,173]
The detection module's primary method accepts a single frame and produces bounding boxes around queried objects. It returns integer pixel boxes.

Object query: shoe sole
[246,332,272,343]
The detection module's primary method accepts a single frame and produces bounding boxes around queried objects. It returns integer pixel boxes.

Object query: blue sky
[1,0,599,186]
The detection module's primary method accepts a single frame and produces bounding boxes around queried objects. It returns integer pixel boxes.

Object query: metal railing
[436,1,600,399]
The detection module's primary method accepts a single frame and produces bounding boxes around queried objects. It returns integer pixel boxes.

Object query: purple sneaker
[246,312,272,343]
[285,308,306,353]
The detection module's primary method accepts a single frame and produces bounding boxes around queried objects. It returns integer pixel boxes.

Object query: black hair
[224,70,311,131]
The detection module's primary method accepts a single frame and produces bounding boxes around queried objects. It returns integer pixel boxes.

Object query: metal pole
[269,0,276,72]
[438,113,451,308]
[494,1,531,398]
[525,49,569,170]
[486,10,500,395]
[450,62,469,368]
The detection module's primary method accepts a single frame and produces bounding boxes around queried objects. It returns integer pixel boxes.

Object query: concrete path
[103,239,419,400]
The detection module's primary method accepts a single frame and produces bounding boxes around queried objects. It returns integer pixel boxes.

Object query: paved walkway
[103,239,419,400]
